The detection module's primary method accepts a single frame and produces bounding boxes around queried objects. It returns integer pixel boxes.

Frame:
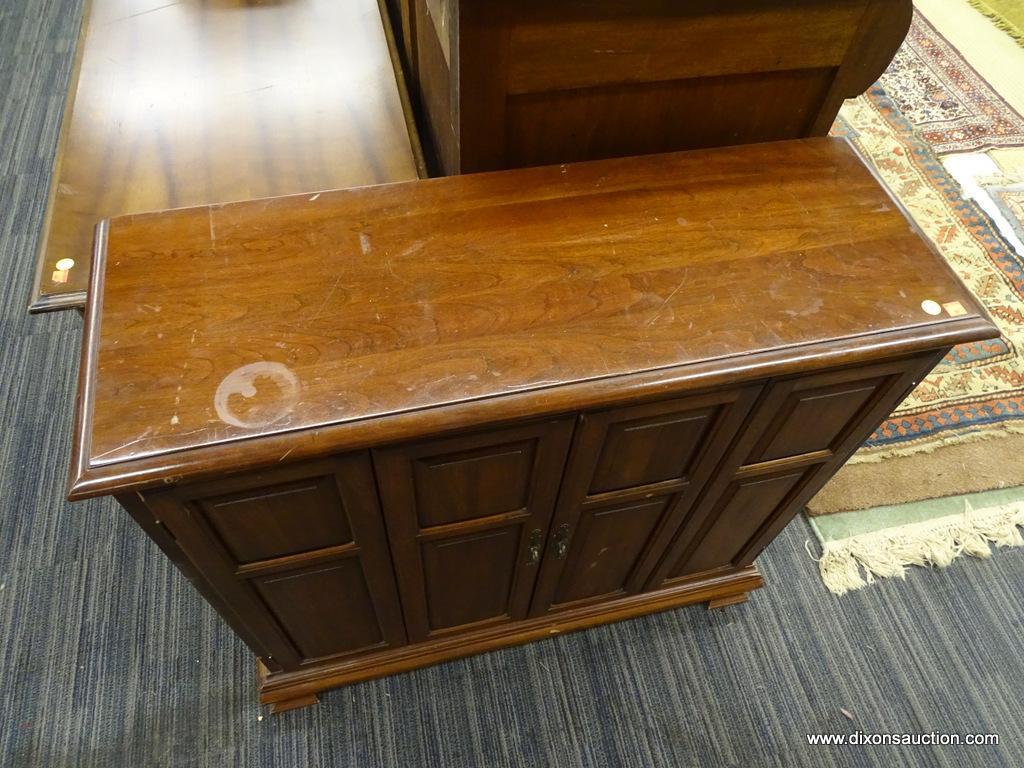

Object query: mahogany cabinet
[68,139,996,712]
[387,0,912,174]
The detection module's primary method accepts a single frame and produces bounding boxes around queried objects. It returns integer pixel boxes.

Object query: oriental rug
[806,11,1024,593]
[879,11,1024,153]
[991,186,1024,243]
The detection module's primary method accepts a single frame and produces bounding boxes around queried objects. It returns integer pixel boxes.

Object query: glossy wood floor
[30,0,420,312]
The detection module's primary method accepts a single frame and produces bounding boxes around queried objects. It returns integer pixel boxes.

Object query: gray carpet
[2,1,1023,765]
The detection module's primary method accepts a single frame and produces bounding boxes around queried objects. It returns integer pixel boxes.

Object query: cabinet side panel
[146,454,408,670]
[116,491,284,671]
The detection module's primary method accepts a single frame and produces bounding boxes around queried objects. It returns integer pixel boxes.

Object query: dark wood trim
[377,0,429,179]
[579,477,690,509]
[734,450,834,478]
[234,543,361,578]
[413,509,532,540]
[67,322,994,501]
[67,220,107,502]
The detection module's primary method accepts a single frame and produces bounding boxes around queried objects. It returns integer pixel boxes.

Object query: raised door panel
[374,418,574,641]
[422,527,522,628]
[412,439,535,525]
[646,354,942,588]
[529,386,761,615]
[253,559,385,662]
[198,475,353,563]
[667,467,812,579]
[744,375,886,463]
[588,406,718,493]
[147,454,406,671]
[550,496,672,606]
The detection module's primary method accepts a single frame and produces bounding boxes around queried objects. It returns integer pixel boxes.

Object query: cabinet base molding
[707,594,750,611]
[257,565,763,711]
[268,694,320,715]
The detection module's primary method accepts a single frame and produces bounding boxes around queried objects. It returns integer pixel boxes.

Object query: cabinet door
[373,419,574,642]
[646,355,940,587]
[147,454,406,671]
[529,386,761,615]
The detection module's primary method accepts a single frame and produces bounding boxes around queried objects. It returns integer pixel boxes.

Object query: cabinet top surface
[72,138,993,495]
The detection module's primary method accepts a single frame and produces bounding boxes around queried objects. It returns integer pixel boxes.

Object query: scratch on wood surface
[646,280,685,326]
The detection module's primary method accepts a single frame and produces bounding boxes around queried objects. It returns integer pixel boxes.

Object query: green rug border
[810,485,1024,543]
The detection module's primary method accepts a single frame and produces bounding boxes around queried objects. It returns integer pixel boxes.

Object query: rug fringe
[817,499,1024,595]
[964,0,1024,48]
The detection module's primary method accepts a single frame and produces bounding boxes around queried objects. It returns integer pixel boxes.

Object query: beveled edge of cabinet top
[68,138,999,500]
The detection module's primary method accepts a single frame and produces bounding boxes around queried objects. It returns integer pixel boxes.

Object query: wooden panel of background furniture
[373,420,574,642]
[31,0,421,313]
[646,354,943,587]
[528,386,761,615]
[145,454,407,670]
[394,0,911,174]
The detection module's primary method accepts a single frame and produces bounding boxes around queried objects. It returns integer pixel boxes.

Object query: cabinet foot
[268,693,319,714]
[707,593,749,611]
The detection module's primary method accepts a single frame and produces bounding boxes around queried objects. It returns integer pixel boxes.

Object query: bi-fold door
[371,385,766,633]
[525,386,762,615]
[372,419,575,642]
[146,454,407,672]
[644,355,938,587]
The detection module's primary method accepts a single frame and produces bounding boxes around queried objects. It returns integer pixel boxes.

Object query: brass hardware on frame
[553,524,571,560]
[526,528,543,564]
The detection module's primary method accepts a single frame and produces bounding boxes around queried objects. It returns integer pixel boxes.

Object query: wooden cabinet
[390,0,913,174]
[68,139,997,712]
[373,420,573,640]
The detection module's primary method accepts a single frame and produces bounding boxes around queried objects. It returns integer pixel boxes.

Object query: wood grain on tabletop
[81,138,986,471]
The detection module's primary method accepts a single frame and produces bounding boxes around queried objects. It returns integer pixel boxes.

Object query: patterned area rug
[987,185,1024,240]
[880,12,1024,152]
[814,83,1024,513]
[991,186,1024,242]
[807,9,1024,592]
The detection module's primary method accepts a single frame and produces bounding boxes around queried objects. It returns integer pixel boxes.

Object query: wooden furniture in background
[389,0,912,174]
[30,0,421,313]
[68,139,995,712]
